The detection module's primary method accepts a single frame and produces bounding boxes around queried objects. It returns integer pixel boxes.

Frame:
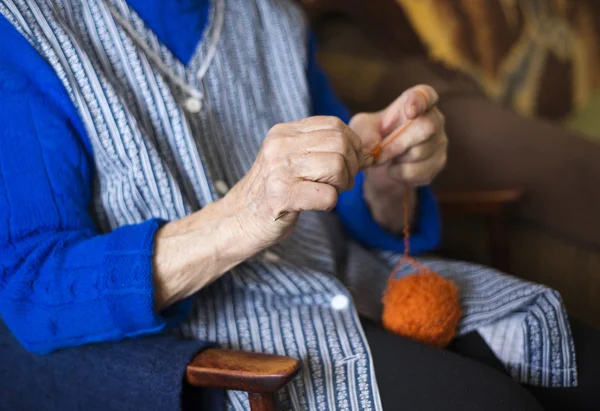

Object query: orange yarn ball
[382,270,461,348]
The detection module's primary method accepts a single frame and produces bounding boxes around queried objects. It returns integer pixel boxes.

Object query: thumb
[404,86,438,120]
[360,128,382,154]
[382,86,438,132]
[350,112,383,152]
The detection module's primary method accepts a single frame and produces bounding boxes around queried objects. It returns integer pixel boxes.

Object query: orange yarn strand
[369,88,429,273]
[379,119,415,152]
[373,89,461,348]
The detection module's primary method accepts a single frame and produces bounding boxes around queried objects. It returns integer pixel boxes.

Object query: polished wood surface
[248,392,278,411]
[436,189,523,215]
[186,348,301,393]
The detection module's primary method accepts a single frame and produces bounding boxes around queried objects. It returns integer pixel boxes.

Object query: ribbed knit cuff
[102,218,192,337]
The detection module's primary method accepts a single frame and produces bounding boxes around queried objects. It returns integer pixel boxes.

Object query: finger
[376,115,437,164]
[394,131,447,163]
[348,112,382,152]
[270,130,354,158]
[288,130,361,176]
[289,152,353,193]
[387,149,447,187]
[281,119,363,158]
[286,181,339,212]
[403,85,439,120]
[381,85,439,132]
[297,123,363,159]
[341,125,364,159]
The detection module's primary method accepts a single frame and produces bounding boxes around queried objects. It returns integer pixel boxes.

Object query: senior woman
[0,1,598,410]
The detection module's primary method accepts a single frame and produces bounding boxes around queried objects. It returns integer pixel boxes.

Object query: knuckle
[273,152,293,172]
[322,186,338,210]
[332,117,345,128]
[341,137,354,155]
[351,112,369,125]
[324,116,345,129]
[268,123,286,136]
[262,137,282,159]
[266,178,288,198]
[332,155,346,174]
[330,129,345,139]
[329,130,348,150]
[419,118,436,137]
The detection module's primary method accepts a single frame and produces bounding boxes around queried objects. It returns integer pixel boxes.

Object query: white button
[263,250,281,263]
[183,97,202,113]
[214,180,229,196]
[331,294,350,311]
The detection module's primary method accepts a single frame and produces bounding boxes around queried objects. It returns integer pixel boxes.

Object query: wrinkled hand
[225,116,365,251]
[351,85,447,188]
[349,85,448,232]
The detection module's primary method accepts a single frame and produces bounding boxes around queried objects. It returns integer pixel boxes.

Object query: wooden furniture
[186,348,301,411]
[184,189,523,410]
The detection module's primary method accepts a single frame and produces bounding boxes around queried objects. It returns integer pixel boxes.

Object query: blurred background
[303,0,600,328]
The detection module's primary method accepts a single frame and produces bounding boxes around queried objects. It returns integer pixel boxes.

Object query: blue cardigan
[0,0,439,356]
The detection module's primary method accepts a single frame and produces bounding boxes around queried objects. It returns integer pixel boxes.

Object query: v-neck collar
[125,0,211,65]
[103,0,219,71]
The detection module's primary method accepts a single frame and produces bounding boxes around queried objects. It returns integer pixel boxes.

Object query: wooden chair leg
[248,392,277,411]
[186,348,300,411]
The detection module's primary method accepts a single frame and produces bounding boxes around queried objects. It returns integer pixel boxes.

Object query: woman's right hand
[224,116,367,252]
[153,116,366,310]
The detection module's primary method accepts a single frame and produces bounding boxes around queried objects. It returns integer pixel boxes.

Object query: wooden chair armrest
[186,348,301,410]
[435,189,524,216]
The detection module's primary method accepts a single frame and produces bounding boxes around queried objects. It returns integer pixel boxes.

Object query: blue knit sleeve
[306,33,441,253]
[0,30,189,354]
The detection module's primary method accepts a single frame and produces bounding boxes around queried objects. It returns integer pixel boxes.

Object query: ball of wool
[382,270,461,348]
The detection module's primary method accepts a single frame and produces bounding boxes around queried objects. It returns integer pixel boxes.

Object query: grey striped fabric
[0,0,577,409]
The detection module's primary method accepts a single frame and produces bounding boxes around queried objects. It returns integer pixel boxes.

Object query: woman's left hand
[349,85,448,232]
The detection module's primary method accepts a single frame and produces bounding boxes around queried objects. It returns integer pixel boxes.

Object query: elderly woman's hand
[226,116,366,250]
[152,117,364,310]
[349,85,448,232]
